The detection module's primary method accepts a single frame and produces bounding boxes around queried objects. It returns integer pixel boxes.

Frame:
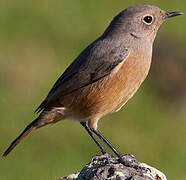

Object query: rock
[57,153,167,180]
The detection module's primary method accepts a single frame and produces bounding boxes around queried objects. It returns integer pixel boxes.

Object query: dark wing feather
[35,39,129,113]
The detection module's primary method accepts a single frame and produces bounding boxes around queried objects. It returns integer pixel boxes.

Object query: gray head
[103,4,183,43]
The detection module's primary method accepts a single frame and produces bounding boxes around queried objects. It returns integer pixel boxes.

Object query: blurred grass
[0,0,186,180]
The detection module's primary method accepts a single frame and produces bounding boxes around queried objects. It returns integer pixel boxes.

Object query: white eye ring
[143,15,153,25]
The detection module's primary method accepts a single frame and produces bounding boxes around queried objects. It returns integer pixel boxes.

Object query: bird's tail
[2,119,38,157]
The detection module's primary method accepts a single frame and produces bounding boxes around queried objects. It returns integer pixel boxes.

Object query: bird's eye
[143,15,153,25]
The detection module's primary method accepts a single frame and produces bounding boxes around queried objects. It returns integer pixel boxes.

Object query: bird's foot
[118,154,150,172]
[101,149,107,155]
[123,153,136,158]
[92,153,150,172]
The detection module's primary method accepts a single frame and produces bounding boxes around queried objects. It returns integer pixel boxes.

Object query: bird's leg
[80,122,107,154]
[82,124,144,169]
[90,128,123,161]
[91,129,145,170]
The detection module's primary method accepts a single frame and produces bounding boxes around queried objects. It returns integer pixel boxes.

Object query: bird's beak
[163,11,183,20]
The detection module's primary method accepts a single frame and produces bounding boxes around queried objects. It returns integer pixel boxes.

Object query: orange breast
[61,48,152,122]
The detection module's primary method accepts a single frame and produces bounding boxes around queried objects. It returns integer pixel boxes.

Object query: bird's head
[103,4,183,44]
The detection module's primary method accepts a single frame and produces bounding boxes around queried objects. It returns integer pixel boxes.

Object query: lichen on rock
[58,153,167,180]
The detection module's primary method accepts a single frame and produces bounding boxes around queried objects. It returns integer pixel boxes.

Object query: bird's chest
[107,49,152,112]
[67,49,152,119]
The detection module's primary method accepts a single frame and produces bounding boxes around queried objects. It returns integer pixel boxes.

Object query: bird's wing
[35,40,129,113]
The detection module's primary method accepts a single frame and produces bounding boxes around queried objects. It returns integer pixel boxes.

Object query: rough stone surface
[57,154,167,180]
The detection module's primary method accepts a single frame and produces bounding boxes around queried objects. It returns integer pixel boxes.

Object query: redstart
[3,4,183,163]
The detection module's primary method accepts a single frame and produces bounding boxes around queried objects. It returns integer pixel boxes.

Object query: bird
[3,4,183,163]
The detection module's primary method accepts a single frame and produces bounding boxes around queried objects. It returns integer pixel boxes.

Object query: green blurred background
[0,0,186,179]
